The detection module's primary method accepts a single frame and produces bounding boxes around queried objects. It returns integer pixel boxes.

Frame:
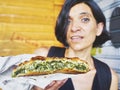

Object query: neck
[65,47,92,60]
[65,47,95,69]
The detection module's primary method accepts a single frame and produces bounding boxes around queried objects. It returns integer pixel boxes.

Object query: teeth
[71,36,83,39]
[71,36,83,42]
[71,36,79,39]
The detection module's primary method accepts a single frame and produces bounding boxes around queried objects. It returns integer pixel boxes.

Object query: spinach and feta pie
[12,56,90,77]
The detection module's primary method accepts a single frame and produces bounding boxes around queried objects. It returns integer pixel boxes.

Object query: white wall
[95,0,120,89]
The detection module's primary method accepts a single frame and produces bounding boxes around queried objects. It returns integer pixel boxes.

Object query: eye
[81,17,90,23]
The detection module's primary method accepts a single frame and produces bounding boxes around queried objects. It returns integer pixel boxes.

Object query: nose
[71,21,81,32]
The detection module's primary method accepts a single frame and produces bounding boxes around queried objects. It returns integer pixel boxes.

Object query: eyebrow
[68,12,92,19]
[79,12,92,16]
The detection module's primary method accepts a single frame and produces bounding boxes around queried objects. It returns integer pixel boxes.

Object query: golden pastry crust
[12,56,90,77]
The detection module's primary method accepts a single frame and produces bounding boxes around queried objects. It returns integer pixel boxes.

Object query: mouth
[71,35,84,42]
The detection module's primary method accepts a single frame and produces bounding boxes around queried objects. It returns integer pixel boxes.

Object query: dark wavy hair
[55,0,110,47]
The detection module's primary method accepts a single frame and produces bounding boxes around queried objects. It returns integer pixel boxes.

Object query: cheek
[85,25,98,35]
[85,31,97,44]
[66,29,71,39]
[86,33,96,42]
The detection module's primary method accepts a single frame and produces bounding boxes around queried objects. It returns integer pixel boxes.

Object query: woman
[32,0,118,90]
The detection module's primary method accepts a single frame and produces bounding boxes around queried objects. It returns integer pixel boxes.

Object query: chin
[71,45,84,51]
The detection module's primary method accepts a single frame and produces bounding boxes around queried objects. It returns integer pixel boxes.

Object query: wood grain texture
[0,0,64,56]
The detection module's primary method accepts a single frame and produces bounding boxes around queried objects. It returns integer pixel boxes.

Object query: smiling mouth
[71,36,83,42]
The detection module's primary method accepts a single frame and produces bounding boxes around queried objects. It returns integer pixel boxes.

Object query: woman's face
[66,3,103,51]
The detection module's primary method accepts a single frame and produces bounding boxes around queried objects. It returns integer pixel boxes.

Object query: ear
[96,22,104,36]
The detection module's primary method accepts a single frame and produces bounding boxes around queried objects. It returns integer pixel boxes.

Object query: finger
[45,79,68,90]
[45,79,67,89]
[31,85,43,90]
[47,80,57,87]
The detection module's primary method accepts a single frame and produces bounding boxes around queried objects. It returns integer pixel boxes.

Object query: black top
[47,46,111,90]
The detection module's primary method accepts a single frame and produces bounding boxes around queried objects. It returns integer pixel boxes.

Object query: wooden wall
[0,0,64,56]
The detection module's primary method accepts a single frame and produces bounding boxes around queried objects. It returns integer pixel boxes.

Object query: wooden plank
[54,5,62,17]
[10,32,56,40]
[1,31,55,40]
[1,23,54,32]
[0,41,37,56]
[0,24,2,32]
[0,0,54,9]
[0,15,55,24]
[0,6,54,17]
[0,0,64,56]
[0,39,62,56]
[0,40,57,56]
[54,0,64,5]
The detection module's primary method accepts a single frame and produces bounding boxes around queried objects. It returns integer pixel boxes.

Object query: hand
[31,79,68,90]
[44,79,68,90]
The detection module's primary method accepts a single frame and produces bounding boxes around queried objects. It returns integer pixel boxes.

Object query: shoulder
[34,46,50,57]
[110,68,119,90]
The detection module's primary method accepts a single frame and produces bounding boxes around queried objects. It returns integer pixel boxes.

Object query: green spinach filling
[12,60,89,77]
